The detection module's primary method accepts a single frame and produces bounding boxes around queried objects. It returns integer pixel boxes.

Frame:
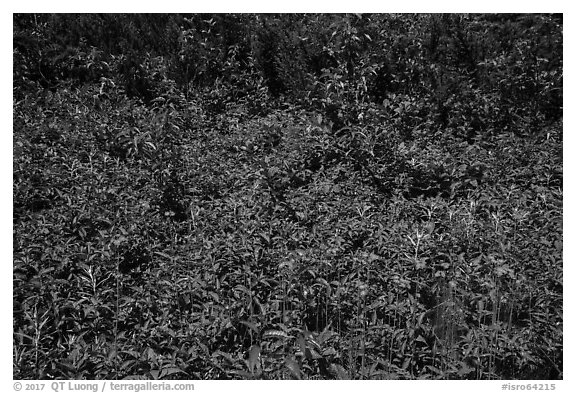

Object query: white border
[4,5,571,391]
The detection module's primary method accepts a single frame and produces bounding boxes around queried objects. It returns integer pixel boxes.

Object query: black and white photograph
[12,12,563,382]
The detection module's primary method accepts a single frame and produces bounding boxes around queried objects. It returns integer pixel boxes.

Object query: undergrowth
[13,14,562,380]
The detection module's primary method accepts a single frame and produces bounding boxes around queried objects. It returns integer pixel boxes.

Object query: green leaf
[285,358,301,379]
[240,320,259,334]
[262,329,291,340]
[248,344,260,373]
[160,366,187,379]
[153,251,172,259]
[330,363,350,379]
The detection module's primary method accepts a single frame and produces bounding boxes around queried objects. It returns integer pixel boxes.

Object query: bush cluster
[13,14,562,380]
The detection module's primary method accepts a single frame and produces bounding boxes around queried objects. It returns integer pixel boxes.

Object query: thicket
[14,14,562,380]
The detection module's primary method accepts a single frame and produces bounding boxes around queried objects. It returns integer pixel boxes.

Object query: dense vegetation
[13,14,562,380]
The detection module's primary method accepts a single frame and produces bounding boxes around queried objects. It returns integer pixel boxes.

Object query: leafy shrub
[13,13,562,380]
